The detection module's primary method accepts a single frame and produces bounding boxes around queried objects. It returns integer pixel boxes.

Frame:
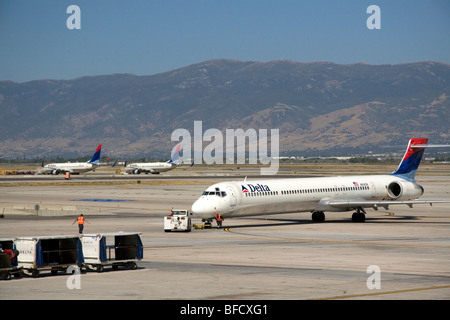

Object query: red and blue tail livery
[168,144,181,164]
[88,144,102,164]
[391,138,428,180]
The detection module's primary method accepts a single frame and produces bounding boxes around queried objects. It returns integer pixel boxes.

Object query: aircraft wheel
[352,212,366,222]
[312,211,325,222]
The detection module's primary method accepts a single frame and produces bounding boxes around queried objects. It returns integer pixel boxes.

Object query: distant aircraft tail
[168,144,181,164]
[391,138,428,180]
[88,144,102,165]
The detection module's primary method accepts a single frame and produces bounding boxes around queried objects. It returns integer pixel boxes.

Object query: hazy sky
[1,0,449,82]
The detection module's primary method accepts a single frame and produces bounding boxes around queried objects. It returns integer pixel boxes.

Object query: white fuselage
[191,175,424,220]
[125,162,177,174]
[42,162,98,175]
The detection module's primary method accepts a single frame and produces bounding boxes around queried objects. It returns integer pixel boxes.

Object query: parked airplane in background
[191,138,450,223]
[124,144,187,174]
[41,144,102,175]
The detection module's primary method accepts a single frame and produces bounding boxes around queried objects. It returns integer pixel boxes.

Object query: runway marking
[77,199,133,202]
[316,284,450,300]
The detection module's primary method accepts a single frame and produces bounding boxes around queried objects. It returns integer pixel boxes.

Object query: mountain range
[1,59,449,159]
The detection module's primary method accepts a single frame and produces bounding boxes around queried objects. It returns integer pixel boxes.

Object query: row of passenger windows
[245,191,279,197]
[243,185,370,197]
[281,185,370,195]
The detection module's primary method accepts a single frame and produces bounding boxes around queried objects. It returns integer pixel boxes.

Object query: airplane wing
[327,199,450,210]
[41,168,72,175]
[57,169,74,174]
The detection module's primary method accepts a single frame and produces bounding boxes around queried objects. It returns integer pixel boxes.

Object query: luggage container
[15,235,84,277]
[81,232,143,272]
[0,238,22,280]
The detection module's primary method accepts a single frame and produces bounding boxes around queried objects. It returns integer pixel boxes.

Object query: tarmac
[0,165,449,301]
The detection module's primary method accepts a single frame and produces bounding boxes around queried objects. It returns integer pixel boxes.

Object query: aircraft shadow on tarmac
[221,219,308,230]
[218,215,425,230]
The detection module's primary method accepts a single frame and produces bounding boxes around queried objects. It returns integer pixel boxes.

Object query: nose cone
[191,197,215,219]
[191,198,212,218]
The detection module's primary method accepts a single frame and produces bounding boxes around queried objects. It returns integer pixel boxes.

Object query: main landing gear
[311,211,325,222]
[311,208,366,223]
[351,208,366,223]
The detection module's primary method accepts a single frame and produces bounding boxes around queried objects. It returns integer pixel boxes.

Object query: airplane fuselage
[125,143,182,174]
[125,162,177,174]
[42,162,98,175]
[191,174,424,220]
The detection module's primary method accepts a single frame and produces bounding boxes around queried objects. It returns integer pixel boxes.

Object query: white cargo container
[15,235,83,277]
[164,209,192,232]
[81,232,143,272]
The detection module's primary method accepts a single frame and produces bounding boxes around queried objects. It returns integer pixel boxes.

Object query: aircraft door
[226,186,237,207]
[370,182,376,198]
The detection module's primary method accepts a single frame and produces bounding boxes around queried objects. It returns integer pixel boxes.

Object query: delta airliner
[124,144,192,174]
[191,138,449,223]
[41,144,102,175]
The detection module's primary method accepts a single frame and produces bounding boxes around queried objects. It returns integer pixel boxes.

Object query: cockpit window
[201,190,227,197]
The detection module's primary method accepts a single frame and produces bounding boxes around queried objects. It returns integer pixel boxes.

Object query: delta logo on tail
[241,183,271,193]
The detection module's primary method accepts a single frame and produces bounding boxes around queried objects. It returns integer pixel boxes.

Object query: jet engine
[387,180,424,200]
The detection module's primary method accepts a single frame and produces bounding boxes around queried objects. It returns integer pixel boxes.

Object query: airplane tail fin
[391,138,428,180]
[88,144,102,165]
[168,144,181,164]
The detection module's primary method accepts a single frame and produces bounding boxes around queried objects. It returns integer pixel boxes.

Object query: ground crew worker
[216,214,223,228]
[72,214,89,234]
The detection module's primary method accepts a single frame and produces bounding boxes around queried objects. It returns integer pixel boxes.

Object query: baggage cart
[81,232,143,272]
[0,238,22,280]
[15,235,84,277]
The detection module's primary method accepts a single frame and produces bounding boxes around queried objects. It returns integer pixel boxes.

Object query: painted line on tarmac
[315,284,450,300]
[77,199,133,202]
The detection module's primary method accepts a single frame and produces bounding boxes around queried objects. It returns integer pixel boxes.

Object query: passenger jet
[41,144,102,175]
[191,138,449,223]
[124,144,186,174]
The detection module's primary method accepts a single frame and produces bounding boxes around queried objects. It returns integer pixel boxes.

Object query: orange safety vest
[77,216,85,225]
[217,215,223,221]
